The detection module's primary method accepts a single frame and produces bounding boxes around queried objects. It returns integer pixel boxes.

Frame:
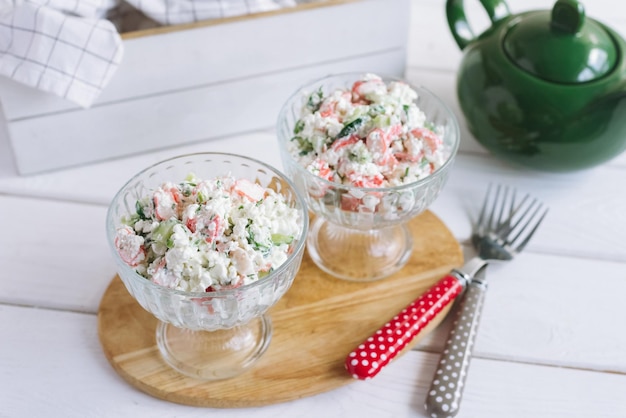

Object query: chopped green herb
[348,149,371,164]
[336,117,364,139]
[247,228,270,253]
[135,201,147,220]
[401,166,410,180]
[291,136,314,155]
[306,86,324,112]
[294,119,305,134]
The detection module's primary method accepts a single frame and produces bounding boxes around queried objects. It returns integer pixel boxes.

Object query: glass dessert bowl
[105,153,308,380]
[277,73,459,282]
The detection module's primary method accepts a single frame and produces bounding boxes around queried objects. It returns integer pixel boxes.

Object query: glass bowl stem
[156,315,272,380]
[306,217,413,281]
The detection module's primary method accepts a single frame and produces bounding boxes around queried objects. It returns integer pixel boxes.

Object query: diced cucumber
[151,219,178,245]
[271,233,294,245]
[373,114,391,127]
[258,268,274,279]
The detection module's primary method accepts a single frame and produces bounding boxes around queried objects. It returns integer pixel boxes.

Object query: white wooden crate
[1,0,410,174]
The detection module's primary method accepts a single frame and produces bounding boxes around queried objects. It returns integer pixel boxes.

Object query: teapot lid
[503,0,617,83]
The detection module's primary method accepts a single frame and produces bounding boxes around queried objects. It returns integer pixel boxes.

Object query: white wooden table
[2,1,626,416]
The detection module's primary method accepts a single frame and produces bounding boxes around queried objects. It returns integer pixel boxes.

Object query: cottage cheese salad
[114,174,302,292]
[289,73,450,188]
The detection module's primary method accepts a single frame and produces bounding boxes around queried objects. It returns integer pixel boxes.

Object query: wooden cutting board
[98,210,463,407]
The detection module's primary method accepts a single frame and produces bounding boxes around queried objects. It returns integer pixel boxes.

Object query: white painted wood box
[0,0,410,175]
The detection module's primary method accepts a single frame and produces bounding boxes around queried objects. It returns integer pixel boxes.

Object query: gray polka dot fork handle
[424,185,548,417]
[424,269,487,418]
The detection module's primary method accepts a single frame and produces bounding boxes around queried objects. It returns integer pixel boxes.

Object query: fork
[344,185,547,382]
[424,185,548,417]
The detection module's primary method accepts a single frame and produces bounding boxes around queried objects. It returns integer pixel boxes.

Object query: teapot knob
[551,0,585,34]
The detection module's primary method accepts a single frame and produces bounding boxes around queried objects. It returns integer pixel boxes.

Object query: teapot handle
[446,0,511,50]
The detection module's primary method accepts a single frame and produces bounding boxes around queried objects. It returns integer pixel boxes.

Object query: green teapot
[447,0,626,171]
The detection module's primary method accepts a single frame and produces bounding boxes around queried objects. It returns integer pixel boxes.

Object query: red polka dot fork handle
[344,272,468,380]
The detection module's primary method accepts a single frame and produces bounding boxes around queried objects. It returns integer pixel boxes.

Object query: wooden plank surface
[2,1,626,416]
[8,49,406,174]
[0,131,279,204]
[0,195,116,313]
[2,160,626,375]
[4,304,626,417]
[3,139,626,264]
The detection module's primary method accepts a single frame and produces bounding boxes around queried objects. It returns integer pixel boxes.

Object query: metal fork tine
[514,207,549,252]
[509,189,517,222]
[475,185,546,257]
[488,184,501,231]
[495,185,509,229]
[475,183,492,232]
[505,196,536,232]
[495,192,530,236]
[502,188,516,233]
[506,200,542,246]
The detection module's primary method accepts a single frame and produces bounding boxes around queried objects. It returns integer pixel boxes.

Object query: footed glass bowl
[106,153,308,380]
[277,73,459,281]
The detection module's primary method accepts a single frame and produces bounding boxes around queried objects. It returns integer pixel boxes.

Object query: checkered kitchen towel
[0,0,123,108]
[0,0,295,108]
